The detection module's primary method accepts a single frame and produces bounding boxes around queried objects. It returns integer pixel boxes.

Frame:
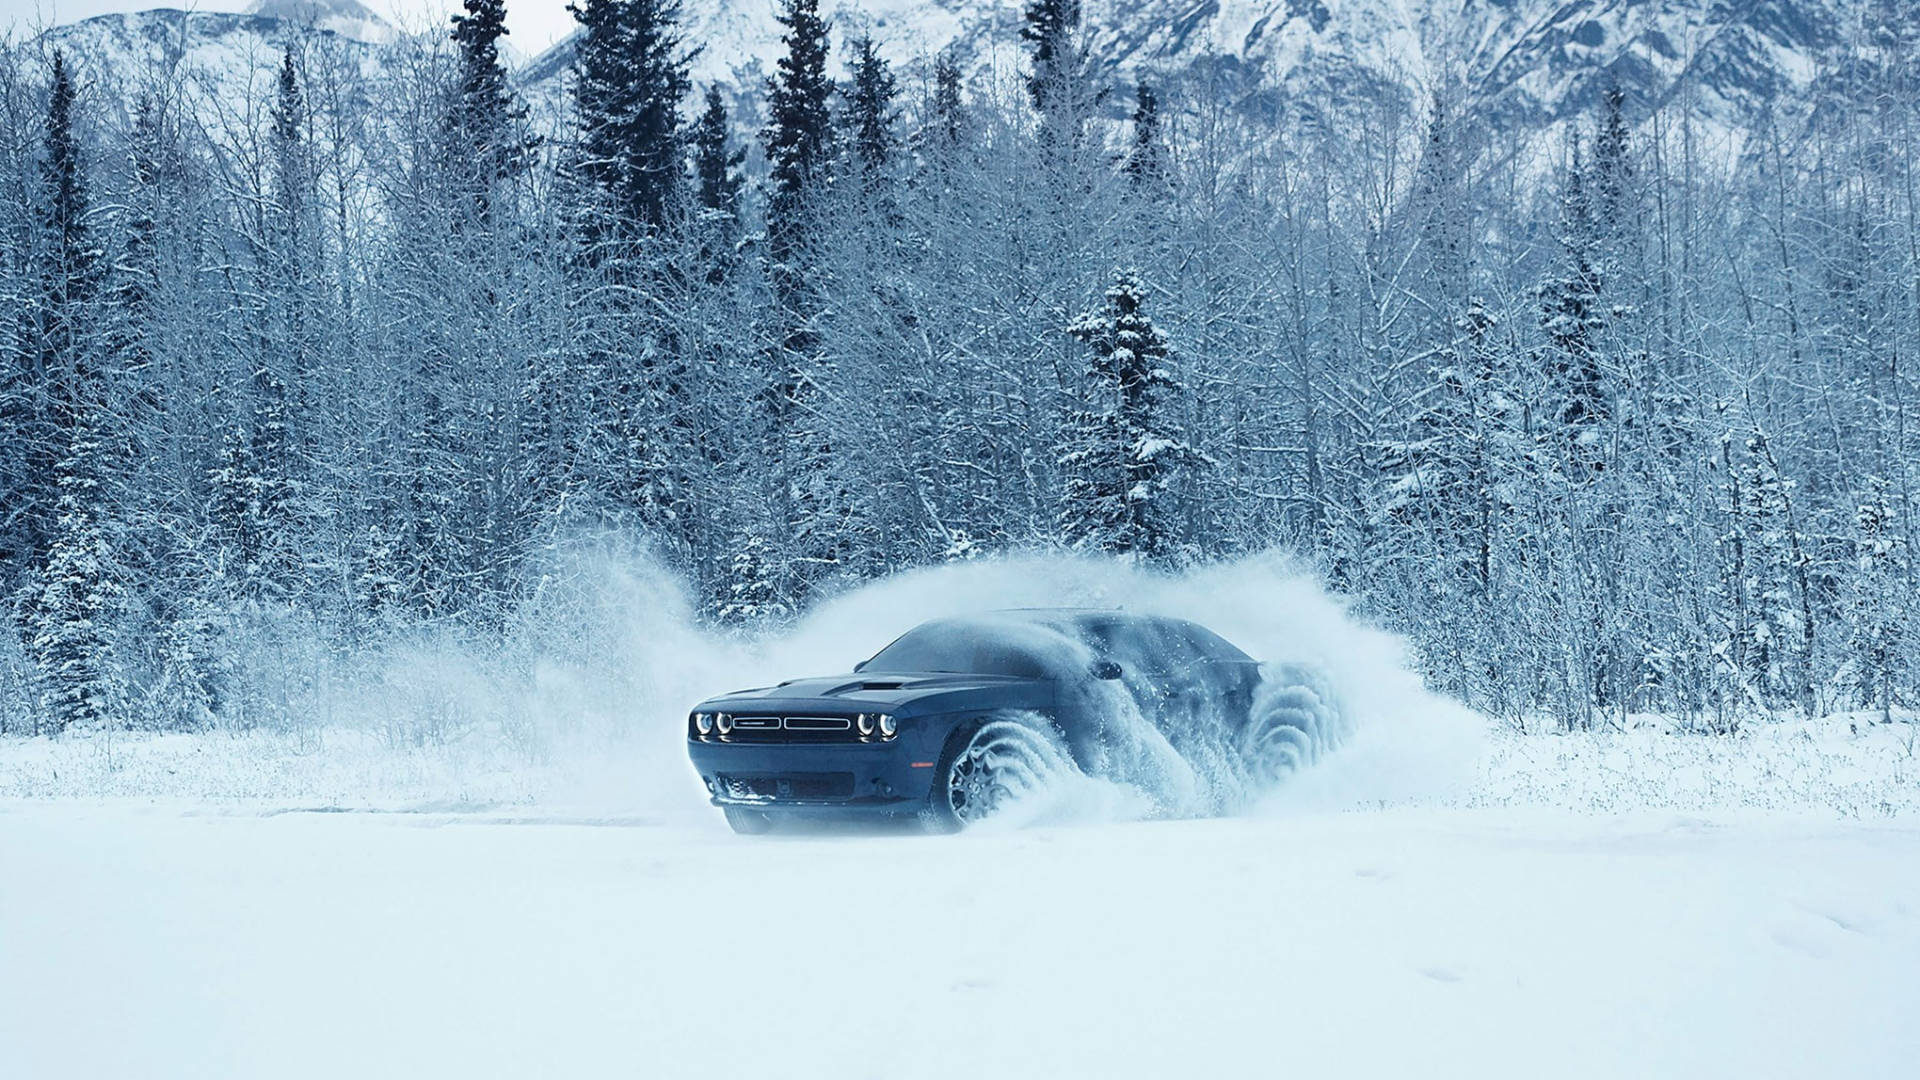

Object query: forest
[1,0,1917,738]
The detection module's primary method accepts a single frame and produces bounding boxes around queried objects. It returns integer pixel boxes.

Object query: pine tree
[1021,0,1084,114]
[1412,90,1466,292]
[25,53,117,732]
[718,531,791,626]
[1845,476,1907,722]
[248,52,307,594]
[930,51,966,151]
[33,417,118,731]
[569,0,693,240]
[1058,269,1205,565]
[760,0,835,443]
[1592,79,1634,242]
[845,35,898,187]
[763,0,833,274]
[1124,83,1167,191]
[1537,134,1607,474]
[691,85,744,218]
[12,53,99,579]
[447,0,535,219]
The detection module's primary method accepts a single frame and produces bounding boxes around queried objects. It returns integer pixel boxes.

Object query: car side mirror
[852,659,869,673]
[1090,659,1124,681]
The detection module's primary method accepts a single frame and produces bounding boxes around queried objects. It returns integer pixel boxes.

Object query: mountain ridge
[29,0,1891,154]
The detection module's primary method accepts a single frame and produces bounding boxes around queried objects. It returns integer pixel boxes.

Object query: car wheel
[723,806,775,835]
[1241,662,1344,789]
[924,716,1070,831]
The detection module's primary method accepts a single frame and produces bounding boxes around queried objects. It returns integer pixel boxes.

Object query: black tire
[921,715,1070,832]
[723,806,775,835]
[1241,662,1344,789]
[919,721,983,833]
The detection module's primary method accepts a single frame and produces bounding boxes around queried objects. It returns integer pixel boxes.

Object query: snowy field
[3,555,1917,1078]
[2,800,1917,1080]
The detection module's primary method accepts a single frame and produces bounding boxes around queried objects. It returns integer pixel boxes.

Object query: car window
[862,620,1050,678]
[1071,614,1203,676]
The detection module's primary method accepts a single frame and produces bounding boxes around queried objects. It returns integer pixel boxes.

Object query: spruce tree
[1058,269,1204,565]
[761,0,840,598]
[691,85,744,218]
[1021,0,1083,114]
[1537,134,1607,472]
[1124,83,1167,191]
[763,0,833,273]
[845,35,898,186]
[931,52,966,150]
[1846,477,1907,723]
[247,51,306,594]
[448,0,534,218]
[569,0,693,239]
[1592,79,1634,238]
[26,53,117,732]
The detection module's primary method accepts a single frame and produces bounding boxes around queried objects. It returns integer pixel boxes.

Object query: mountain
[31,5,390,117]
[243,0,396,44]
[33,0,1892,151]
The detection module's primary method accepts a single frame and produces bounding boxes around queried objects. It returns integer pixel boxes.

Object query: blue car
[686,609,1341,833]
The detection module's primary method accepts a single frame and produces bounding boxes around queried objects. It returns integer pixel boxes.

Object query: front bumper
[685,736,944,815]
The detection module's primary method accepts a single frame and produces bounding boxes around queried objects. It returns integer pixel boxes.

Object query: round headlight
[694,713,714,735]
[878,714,897,738]
[856,713,876,736]
[715,713,734,735]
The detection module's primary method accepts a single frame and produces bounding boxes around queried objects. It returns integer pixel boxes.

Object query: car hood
[696,672,1048,716]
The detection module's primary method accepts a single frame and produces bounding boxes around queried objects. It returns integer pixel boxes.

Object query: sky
[4,0,584,54]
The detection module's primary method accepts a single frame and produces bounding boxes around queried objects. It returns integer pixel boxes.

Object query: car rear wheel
[1241,662,1344,789]
[723,806,775,835]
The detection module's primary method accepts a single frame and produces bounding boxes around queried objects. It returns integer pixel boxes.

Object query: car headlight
[694,713,714,736]
[715,713,734,735]
[856,713,876,736]
[878,713,897,738]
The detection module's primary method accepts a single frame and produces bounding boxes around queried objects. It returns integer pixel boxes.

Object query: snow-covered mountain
[31,3,390,117]
[32,0,1886,143]
[243,0,396,44]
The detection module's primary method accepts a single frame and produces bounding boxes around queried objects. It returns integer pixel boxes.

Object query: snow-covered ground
[4,711,1916,817]
[4,554,1916,1077]
[2,801,1916,1079]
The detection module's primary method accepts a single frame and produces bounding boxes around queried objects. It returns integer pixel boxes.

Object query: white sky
[4,0,585,54]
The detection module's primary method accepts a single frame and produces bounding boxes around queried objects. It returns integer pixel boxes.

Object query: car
[684,608,1342,833]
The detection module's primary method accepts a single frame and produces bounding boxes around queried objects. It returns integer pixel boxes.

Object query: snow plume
[2,535,1484,815]
[478,541,1486,819]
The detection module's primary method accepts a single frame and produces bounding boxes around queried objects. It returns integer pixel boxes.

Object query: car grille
[716,715,863,743]
[719,772,857,802]
[783,716,851,731]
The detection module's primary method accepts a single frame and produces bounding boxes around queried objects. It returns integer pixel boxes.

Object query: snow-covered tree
[22,53,118,732]
[691,85,744,220]
[569,0,692,240]
[1058,269,1205,565]
[1124,83,1167,192]
[1537,134,1608,477]
[1844,477,1907,722]
[447,0,535,220]
[844,35,898,189]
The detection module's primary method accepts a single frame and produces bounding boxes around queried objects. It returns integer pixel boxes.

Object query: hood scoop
[821,678,913,695]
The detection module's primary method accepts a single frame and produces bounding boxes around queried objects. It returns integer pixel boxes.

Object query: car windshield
[861,619,1051,678]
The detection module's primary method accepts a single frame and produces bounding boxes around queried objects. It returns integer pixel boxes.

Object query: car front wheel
[924,716,1069,831]
[723,806,775,835]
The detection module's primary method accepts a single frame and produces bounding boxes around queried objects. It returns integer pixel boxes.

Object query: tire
[922,715,1072,832]
[1241,662,1344,789]
[723,806,775,835]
